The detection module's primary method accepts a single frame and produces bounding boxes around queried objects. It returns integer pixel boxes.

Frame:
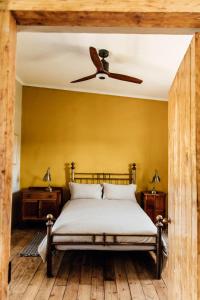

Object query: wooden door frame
[1,1,200,299]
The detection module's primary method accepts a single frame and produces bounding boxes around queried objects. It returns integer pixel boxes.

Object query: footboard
[46,214,163,279]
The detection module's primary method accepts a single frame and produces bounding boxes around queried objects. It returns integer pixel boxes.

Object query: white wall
[12,80,22,192]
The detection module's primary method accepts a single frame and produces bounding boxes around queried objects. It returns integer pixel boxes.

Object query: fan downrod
[98,49,109,59]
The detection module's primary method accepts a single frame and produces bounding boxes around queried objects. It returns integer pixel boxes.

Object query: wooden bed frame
[46,162,164,279]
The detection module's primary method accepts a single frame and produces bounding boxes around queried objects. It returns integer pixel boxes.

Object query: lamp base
[151,187,157,194]
[46,185,52,192]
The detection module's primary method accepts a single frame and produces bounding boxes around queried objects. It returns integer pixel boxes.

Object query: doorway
[1,6,200,300]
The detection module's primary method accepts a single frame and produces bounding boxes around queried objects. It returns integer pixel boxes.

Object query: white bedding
[38,199,157,261]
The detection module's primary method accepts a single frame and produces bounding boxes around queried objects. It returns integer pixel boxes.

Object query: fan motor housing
[99,49,109,58]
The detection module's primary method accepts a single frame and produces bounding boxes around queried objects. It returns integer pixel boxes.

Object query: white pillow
[69,182,103,200]
[103,183,136,201]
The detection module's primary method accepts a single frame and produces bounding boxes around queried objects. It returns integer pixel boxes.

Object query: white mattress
[38,199,157,261]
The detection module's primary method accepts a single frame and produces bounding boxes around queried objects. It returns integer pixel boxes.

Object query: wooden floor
[9,229,168,300]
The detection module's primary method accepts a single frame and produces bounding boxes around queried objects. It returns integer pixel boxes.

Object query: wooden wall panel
[193,33,200,300]
[0,10,16,300]
[168,34,200,300]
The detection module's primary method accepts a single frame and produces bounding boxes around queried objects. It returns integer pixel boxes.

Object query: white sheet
[38,199,157,261]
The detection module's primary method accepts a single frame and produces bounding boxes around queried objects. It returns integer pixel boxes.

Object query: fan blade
[89,47,103,72]
[71,73,96,83]
[108,72,143,84]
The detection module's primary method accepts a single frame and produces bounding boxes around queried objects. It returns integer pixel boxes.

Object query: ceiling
[16,32,193,101]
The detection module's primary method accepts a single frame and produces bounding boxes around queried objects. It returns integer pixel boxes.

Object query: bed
[38,162,165,279]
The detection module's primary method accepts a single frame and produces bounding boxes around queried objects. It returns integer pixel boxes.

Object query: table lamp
[43,167,52,192]
[151,169,160,194]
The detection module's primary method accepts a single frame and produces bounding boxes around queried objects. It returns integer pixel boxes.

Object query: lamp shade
[43,167,51,182]
[151,170,160,184]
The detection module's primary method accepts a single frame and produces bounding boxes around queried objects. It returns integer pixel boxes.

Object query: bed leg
[156,215,163,280]
[46,214,54,277]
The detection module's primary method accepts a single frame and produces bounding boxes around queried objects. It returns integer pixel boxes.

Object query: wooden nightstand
[21,187,62,221]
[141,191,166,223]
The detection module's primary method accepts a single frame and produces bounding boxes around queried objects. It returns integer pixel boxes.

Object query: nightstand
[141,191,166,223]
[21,187,62,222]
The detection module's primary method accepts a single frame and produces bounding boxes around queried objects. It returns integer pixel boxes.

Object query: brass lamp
[151,169,160,194]
[43,167,52,192]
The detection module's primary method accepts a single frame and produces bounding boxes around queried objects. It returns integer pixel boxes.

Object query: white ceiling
[16,32,193,101]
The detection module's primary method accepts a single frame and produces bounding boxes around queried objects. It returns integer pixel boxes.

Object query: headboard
[70,162,136,184]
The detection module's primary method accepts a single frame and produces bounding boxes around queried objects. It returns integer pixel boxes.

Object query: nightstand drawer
[144,195,155,202]
[23,192,57,200]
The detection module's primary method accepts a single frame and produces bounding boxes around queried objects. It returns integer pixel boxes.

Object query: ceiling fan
[70,47,143,84]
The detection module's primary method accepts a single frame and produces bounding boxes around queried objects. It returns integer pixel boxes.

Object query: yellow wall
[21,87,168,192]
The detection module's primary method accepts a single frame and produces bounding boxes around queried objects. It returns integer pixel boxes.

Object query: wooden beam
[7,0,200,12]
[3,0,200,28]
[0,10,16,300]
[11,11,200,28]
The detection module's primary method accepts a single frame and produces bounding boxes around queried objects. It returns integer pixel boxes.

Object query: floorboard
[9,229,168,300]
